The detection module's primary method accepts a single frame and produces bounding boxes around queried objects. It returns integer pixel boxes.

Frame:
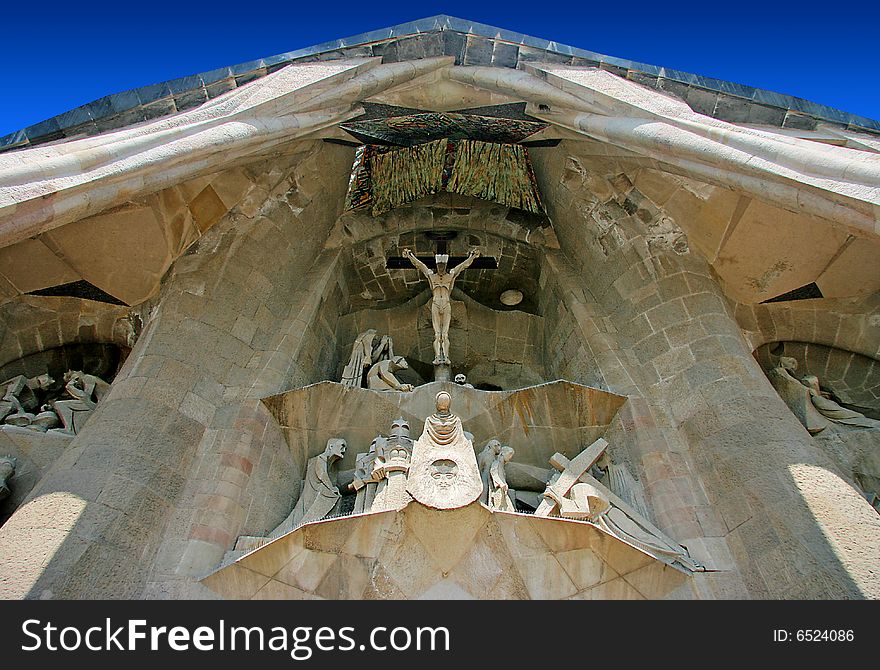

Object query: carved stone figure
[596,452,651,521]
[477,439,515,511]
[30,405,61,433]
[50,371,110,436]
[454,374,474,389]
[271,438,346,536]
[769,357,879,434]
[349,435,385,514]
[1,374,54,426]
[402,248,480,365]
[536,439,700,570]
[366,356,414,392]
[371,418,414,512]
[801,374,879,429]
[0,456,15,502]
[407,391,482,509]
[341,329,395,388]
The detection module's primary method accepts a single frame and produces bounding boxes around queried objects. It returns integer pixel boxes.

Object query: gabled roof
[2,15,877,153]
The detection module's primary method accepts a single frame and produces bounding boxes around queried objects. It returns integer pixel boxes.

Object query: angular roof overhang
[0,17,877,308]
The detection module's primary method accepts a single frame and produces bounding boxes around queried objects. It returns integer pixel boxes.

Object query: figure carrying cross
[401,247,481,366]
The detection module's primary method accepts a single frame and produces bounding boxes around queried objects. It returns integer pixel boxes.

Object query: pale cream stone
[406,391,482,509]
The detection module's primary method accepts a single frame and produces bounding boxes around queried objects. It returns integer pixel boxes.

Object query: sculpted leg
[438,307,452,364]
[431,303,443,365]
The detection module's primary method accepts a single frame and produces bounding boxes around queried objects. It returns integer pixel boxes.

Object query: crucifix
[386,232,496,379]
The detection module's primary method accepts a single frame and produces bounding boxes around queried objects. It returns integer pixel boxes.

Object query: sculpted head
[485,439,502,455]
[390,418,410,439]
[435,254,448,274]
[435,391,452,414]
[779,356,798,372]
[454,374,466,385]
[325,438,346,462]
[0,456,16,477]
[430,459,458,490]
[33,373,54,389]
[390,355,408,371]
[801,375,821,394]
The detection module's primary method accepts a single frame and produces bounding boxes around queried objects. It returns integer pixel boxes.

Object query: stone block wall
[531,142,880,598]
[0,141,357,599]
[336,290,545,390]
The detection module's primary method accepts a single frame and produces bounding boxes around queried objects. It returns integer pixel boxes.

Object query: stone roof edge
[2,14,877,153]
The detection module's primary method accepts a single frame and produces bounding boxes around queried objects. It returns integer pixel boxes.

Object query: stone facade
[0,18,878,600]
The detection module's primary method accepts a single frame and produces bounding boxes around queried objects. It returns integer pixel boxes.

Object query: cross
[535,438,696,568]
[385,233,497,270]
[385,233,496,375]
[535,438,609,518]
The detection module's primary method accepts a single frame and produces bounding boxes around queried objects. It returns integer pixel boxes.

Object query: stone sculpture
[271,438,346,536]
[366,356,414,392]
[1,374,54,426]
[769,357,879,434]
[50,371,110,436]
[0,456,15,502]
[477,439,515,511]
[341,329,395,388]
[371,418,414,512]
[536,438,700,570]
[349,435,385,514]
[596,452,651,521]
[454,374,474,388]
[801,374,879,429]
[402,248,480,365]
[30,405,61,433]
[407,391,482,509]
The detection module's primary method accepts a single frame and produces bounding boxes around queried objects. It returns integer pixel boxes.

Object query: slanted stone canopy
[0,16,878,600]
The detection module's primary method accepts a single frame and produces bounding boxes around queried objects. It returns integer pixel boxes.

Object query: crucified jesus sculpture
[402,248,480,365]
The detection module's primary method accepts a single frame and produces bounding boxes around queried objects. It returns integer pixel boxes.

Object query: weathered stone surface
[0,21,876,601]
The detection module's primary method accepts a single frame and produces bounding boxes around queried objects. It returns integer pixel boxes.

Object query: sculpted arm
[450,249,480,278]
[402,248,432,278]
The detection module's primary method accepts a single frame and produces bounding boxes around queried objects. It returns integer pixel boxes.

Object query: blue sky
[1,1,877,136]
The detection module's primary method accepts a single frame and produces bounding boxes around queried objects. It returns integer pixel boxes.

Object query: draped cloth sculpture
[1,374,54,427]
[341,330,395,389]
[271,438,346,537]
[477,439,515,511]
[768,357,879,433]
[350,436,385,514]
[407,391,482,509]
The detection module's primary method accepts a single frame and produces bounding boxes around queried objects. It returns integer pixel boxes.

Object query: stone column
[535,148,880,599]
[0,142,354,598]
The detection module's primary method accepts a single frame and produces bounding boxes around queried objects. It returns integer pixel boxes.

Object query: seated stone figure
[50,371,110,436]
[366,356,414,392]
[341,330,395,388]
[1,374,53,427]
[271,438,346,537]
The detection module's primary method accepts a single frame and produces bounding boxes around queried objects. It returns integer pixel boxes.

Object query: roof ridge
[2,15,876,153]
